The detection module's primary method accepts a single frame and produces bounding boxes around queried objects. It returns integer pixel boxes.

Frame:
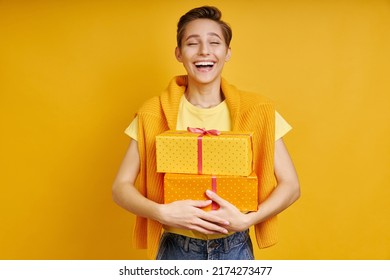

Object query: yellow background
[0,0,389,259]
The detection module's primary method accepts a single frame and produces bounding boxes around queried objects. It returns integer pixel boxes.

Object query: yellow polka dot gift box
[164,172,258,212]
[156,129,254,176]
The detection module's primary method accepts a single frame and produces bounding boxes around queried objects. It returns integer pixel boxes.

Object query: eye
[210,41,220,45]
[187,42,198,46]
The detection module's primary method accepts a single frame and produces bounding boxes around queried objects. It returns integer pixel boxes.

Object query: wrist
[244,211,259,228]
[153,202,166,224]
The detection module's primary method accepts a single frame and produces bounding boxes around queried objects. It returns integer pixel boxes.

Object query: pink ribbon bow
[187,127,221,174]
[187,127,221,136]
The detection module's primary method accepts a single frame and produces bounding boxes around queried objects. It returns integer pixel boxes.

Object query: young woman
[112,6,300,260]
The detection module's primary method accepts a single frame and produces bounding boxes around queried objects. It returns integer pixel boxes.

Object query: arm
[206,138,300,231]
[112,139,230,234]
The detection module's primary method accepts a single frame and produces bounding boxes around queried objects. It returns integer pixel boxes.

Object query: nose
[199,42,210,56]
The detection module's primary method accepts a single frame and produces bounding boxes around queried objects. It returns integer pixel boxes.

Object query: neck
[185,77,224,108]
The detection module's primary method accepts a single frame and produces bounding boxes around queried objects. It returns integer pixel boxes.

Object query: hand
[157,199,230,235]
[205,190,254,232]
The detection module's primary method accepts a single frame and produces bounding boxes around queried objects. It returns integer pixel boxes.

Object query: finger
[188,199,212,208]
[188,225,226,235]
[197,209,230,226]
[205,190,227,206]
[193,218,229,234]
[178,207,229,234]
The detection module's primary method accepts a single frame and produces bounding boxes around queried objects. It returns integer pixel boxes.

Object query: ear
[175,47,183,62]
[225,47,232,62]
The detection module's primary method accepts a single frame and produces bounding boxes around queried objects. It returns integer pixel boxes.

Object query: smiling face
[175,19,231,87]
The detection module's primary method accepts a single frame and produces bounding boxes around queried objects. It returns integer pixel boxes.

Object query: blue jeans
[156,230,254,260]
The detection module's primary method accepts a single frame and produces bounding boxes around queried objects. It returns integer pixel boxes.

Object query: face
[175,19,231,87]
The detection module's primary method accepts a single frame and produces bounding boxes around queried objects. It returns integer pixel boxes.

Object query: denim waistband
[162,230,250,254]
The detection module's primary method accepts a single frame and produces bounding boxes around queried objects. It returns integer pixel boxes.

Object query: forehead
[184,19,223,37]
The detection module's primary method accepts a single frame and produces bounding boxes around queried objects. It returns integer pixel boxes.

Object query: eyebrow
[185,32,222,41]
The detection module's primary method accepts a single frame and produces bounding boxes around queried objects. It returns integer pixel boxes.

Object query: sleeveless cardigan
[134,75,277,259]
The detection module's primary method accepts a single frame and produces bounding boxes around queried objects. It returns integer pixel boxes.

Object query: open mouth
[194,61,215,70]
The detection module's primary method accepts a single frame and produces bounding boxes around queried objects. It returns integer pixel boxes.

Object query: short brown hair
[177,6,232,48]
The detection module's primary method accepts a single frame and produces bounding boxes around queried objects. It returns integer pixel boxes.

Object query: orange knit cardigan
[134,75,277,259]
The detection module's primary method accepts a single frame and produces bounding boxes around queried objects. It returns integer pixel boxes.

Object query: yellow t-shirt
[125,95,292,240]
[125,95,292,140]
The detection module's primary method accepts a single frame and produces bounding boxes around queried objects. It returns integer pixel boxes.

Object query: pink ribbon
[211,176,218,210]
[187,127,221,174]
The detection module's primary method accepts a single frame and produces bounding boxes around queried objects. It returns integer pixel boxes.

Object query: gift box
[156,129,254,176]
[164,172,258,212]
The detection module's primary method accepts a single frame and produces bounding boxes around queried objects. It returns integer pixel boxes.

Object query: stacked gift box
[156,128,258,212]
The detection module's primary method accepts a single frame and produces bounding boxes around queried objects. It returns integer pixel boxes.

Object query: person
[112,6,300,260]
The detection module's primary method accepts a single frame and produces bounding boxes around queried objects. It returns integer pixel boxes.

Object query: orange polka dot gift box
[164,172,258,212]
[156,129,254,176]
